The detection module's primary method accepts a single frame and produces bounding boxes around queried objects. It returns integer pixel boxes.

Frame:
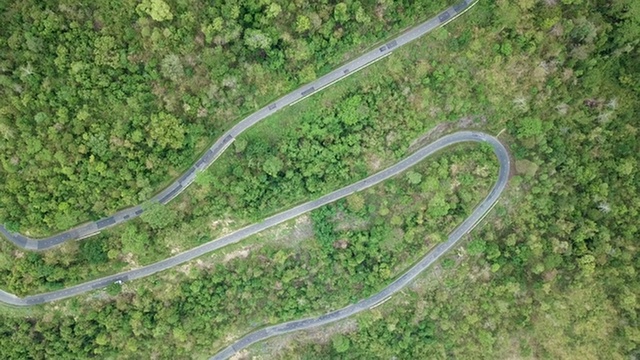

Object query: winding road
[211,134,509,360]
[0,131,509,307]
[1,0,477,251]
[0,1,507,359]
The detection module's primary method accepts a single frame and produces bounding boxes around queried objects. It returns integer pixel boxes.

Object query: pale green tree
[244,29,272,50]
[137,0,173,21]
[406,171,422,185]
[296,15,311,33]
[265,3,282,19]
[146,112,185,150]
[355,6,370,24]
[263,156,284,177]
[346,193,365,213]
[332,334,350,353]
[334,3,349,23]
[93,36,120,68]
[160,54,184,82]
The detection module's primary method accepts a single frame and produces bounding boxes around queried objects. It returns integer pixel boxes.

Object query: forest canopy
[0,0,638,359]
[0,0,446,235]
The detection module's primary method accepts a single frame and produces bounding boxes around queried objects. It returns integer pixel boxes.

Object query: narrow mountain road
[211,136,509,360]
[0,0,477,251]
[0,131,509,306]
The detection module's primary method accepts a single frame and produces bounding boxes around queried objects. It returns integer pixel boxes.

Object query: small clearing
[121,252,139,268]
[223,247,252,263]
[210,218,235,236]
[253,318,358,358]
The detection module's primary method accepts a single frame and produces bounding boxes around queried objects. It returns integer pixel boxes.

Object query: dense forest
[0,0,449,235]
[0,0,639,359]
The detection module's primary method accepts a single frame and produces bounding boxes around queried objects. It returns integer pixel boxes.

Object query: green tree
[137,0,174,21]
[427,194,450,217]
[120,224,150,255]
[467,239,487,256]
[140,202,177,230]
[296,15,311,33]
[106,282,122,296]
[80,238,108,265]
[516,117,544,139]
[146,112,185,150]
[263,156,284,177]
[332,334,350,353]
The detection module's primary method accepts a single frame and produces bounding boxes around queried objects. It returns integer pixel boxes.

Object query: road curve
[0,2,507,358]
[209,132,508,360]
[0,0,477,251]
[0,131,509,306]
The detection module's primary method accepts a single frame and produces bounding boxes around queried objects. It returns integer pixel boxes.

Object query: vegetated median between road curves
[210,131,510,360]
[0,131,510,314]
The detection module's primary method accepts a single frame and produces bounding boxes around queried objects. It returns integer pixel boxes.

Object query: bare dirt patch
[450,163,461,176]
[300,319,358,344]
[121,252,139,268]
[366,153,383,172]
[292,215,314,243]
[333,239,349,249]
[334,210,369,232]
[223,247,252,263]
[468,264,492,283]
[176,257,220,275]
[210,218,235,236]
[267,214,314,248]
[228,350,250,360]
[409,263,444,294]
[449,178,461,192]
[253,318,358,357]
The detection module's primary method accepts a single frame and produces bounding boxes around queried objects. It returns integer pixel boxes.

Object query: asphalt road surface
[0,0,477,251]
